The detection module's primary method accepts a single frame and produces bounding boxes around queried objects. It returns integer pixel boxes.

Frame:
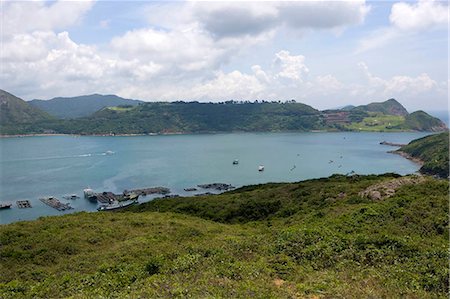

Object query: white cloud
[190,71,266,100]
[315,75,344,93]
[1,0,445,111]
[356,61,438,99]
[110,27,227,74]
[0,31,164,99]
[1,0,94,36]
[390,0,448,31]
[273,50,309,82]
[356,0,448,53]
[193,1,369,39]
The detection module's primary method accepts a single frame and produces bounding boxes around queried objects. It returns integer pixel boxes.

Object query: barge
[40,197,73,211]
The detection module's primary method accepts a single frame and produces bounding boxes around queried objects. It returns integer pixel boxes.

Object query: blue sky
[1,0,448,112]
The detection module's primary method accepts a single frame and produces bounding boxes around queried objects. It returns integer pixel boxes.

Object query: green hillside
[29,94,142,119]
[57,101,324,134]
[395,111,448,132]
[0,174,448,298]
[397,132,449,178]
[352,98,409,116]
[0,90,55,134]
[0,90,447,135]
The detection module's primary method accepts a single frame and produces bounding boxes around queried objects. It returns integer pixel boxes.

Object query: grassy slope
[1,174,448,298]
[344,113,405,131]
[398,132,449,178]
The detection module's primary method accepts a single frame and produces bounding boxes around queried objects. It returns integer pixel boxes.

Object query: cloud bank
[0,0,447,111]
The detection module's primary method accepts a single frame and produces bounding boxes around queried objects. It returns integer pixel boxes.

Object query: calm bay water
[0,132,429,224]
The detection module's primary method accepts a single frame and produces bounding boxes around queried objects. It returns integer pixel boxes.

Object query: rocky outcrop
[359,176,426,200]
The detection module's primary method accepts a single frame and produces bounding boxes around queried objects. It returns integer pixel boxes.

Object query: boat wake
[5,151,115,162]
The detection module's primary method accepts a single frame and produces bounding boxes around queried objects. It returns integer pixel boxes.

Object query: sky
[1,0,448,111]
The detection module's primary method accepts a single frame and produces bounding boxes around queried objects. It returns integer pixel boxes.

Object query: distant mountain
[352,98,409,116]
[0,89,55,134]
[397,131,449,178]
[29,94,143,119]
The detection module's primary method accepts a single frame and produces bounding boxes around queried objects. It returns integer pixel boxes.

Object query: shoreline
[389,150,424,166]
[0,129,432,138]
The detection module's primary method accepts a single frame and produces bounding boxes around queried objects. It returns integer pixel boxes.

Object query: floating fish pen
[197,183,235,191]
[17,200,32,208]
[40,197,73,211]
[125,187,170,196]
[95,192,119,204]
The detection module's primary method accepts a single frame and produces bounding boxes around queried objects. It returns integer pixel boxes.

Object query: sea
[0,132,432,224]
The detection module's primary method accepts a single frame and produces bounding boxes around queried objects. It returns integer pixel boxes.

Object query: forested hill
[397,131,449,178]
[74,101,324,134]
[0,89,447,135]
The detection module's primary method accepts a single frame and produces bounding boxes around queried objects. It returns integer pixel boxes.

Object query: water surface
[0,132,429,224]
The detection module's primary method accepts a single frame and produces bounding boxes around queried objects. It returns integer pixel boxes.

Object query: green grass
[107,106,135,112]
[344,113,405,131]
[1,174,448,298]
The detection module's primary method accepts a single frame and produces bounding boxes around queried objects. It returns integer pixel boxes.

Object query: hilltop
[352,98,409,116]
[396,131,449,178]
[326,99,447,132]
[0,173,447,298]
[29,94,143,119]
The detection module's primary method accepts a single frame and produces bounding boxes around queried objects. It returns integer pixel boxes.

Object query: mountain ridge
[1,89,447,135]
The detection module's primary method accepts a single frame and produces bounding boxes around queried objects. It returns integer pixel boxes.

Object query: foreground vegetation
[398,131,449,178]
[1,173,448,298]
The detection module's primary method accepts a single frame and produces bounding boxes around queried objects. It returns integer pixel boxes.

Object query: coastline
[0,129,433,138]
[389,150,424,166]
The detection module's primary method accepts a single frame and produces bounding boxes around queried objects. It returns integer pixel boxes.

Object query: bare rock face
[359,176,426,200]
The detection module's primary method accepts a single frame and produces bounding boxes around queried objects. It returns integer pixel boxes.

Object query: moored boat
[258,165,265,172]
[0,203,12,209]
[97,200,138,211]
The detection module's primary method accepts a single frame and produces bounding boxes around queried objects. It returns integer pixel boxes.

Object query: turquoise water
[0,132,429,224]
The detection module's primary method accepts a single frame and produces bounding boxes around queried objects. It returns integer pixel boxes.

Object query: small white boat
[258,165,265,172]
[233,159,239,165]
[105,150,114,155]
